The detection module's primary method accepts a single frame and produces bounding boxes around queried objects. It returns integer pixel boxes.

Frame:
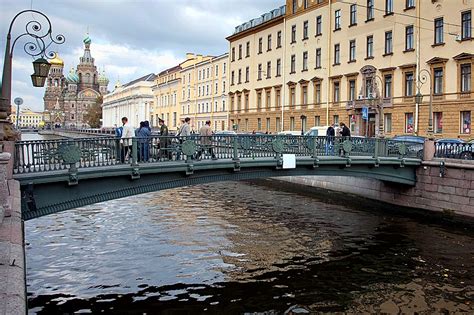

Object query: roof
[158,65,182,76]
[122,73,156,88]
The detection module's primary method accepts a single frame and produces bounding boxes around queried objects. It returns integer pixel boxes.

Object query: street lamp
[416,69,433,139]
[0,9,65,141]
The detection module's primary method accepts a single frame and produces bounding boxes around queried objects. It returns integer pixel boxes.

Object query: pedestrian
[158,118,171,160]
[339,122,351,137]
[137,121,151,162]
[176,117,191,160]
[114,124,123,161]
[325,124,335,155]
[196,120,217,160]
[120,117,135,163]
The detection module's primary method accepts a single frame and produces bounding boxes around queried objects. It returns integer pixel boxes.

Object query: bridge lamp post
[415,69,433,139]
[0,9,65,141]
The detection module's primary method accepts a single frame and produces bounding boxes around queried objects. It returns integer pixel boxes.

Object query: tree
[84,96,103,128]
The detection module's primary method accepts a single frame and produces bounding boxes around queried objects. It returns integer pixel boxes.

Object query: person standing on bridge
[137,121,151,162]
[325,124,335,155]
[121,117,135,163]
[196,120,217,160]
[158,118,171,160]
[176,117,191,160]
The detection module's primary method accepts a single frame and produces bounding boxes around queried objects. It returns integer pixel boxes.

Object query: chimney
[186,53,195,60]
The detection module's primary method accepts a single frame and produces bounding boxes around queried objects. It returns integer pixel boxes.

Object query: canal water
[23,133,474,314]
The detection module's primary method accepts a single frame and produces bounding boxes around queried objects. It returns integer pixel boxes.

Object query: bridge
[13,135,422,220]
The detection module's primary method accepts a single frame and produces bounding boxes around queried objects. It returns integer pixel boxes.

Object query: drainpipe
[281,16,287,131]
[326,0,332,126]
[414,0,421,134]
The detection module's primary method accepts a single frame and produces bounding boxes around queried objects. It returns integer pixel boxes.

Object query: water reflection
[26,180,474,314]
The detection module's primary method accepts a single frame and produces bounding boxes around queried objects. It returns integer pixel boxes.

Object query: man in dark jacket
[325,125,335,155]
[340,122,351,137]
[159,119,171,160]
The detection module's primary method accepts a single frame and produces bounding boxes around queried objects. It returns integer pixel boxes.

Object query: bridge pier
[0,145,26,314]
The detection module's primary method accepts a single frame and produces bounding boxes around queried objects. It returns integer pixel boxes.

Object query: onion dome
[83,35,92,45]
[98,70,109,85]
[49,52,64,67]
[66,67,79,84]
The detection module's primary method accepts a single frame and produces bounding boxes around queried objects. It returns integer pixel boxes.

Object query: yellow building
[10,107,44,128]
[228,0,473,138]
[152,53,212,132]
[181,53,229,131]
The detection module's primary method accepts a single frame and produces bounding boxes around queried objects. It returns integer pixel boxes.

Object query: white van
[277,130,303,136]
[304,126,331,137]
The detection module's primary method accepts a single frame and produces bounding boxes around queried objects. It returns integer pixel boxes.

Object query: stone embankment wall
[279,159,474,219]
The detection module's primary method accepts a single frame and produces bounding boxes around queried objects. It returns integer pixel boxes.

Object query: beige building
[10,107,44,128]
[152,54,213,132]
[180,53,229,131]
[228,0,473,138]
[102,74,156,128]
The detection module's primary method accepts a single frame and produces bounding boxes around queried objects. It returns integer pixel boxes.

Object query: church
[43,35,109,128]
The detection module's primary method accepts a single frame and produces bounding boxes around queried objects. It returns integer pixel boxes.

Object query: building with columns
[227,0,473,138]
[43,35,109,128]
[102,74,156,128]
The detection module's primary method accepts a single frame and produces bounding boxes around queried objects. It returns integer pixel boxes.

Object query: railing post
[131,138,140,179]
[423,139,435,160]
[232,136,240,171]
[312,136,319,168]
[374,138,379,159]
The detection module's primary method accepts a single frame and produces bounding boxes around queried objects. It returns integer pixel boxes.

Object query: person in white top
[177,117,191,137]
[120,117,135,162]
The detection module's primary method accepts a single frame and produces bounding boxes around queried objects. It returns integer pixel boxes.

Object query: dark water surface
[26,180,474,314]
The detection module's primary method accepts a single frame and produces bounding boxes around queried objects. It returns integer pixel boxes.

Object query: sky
[1,0,281,111]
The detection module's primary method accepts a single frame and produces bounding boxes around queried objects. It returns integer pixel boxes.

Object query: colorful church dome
[49,52,64,67]
[66,67,79,84]
[98,70,109,85]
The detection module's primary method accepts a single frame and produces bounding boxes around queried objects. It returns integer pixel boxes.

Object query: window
[292,0,297,13]
[385,31,393,54]
[276,58,281,76]
[245,66,249,82]
[238,69,242,84]
[302,85,308,105]
[231,47,235,61]
[303,21,309,39]
[266,118,270,131]
[257,91,262,109]
[315,48,321,68]
[385,0,393,15]
[267,34,272,51]
[246,41,250,57]
[258,37,263,53]
[302,51,308,71]
[304,0,308,9]
[315,116,321,126]
[291,54,296,73]
[276,89,281,108]
[433,68,443,94]
[462,11,472,40]
[276,117,281,132]
[335,10,341,30]
[384,74,392,98]
[223,63,226,74]
[349,79,356,101]
[334,81,340,102]
[316,16,322,36]
[314,82,321,104]
[230,71,234,85]
[366,35,373,58]
[258,64,262,80]
[406,0,415,9]
[333,115,339,125]
[350,4,357,25]
[434,112,443,133]
[277,31,282,48]
[367,0,374,21]
[461,64,471,92]
[405,113,414,133]
[290,87,296,106]
[290,117,295,130]
[434,18,444,44]
[461,111,471,134]
[405,25,414,50]
[238,44,242,59]
[266,90,271,108]
[349,40,356,62]
[384,113,392,133]
[215,83,218,94]
[405,72,414,96]
[291,25,296,43]
[334,44,340,65]
[266,61,271,78]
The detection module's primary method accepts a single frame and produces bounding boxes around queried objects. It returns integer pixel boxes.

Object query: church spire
[80,33,94,65]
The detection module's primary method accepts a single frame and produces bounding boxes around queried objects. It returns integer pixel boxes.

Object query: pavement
[0,180,26,315]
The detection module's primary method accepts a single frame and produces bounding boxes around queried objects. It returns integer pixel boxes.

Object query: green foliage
[84,96,103,128]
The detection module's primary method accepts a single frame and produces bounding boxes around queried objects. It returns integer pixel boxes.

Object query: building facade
[227,0,473,138]
[10,107,44,128]
[43,35,109,128]
[102,74,156,128]
[180,53,229,131]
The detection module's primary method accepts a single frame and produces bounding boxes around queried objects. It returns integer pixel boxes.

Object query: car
[390,135,425,158]
[304,126,331,137]
[435,138,473,159]
[278,130,303,136]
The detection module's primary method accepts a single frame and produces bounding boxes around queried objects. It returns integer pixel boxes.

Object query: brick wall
[279,159,474,219]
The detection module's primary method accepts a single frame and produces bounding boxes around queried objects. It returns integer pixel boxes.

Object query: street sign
[362,107,369,120]
[14,97,23,106]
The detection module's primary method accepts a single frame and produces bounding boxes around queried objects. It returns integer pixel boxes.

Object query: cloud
[1,0,281,112]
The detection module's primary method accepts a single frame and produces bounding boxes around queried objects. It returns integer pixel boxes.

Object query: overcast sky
[1,0,281,111]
